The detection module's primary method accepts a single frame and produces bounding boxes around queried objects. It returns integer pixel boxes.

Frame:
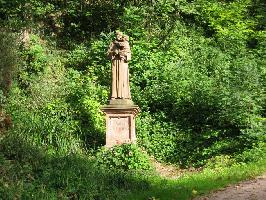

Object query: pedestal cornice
[101,104,140,116]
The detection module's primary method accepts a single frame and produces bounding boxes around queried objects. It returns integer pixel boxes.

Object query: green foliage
[20,35,48,74]
[66,32,112,85]
[0,2,266,199]
[0,133,46,165]
[130,26,266,166]
[1,132,266,200]
[0,135,150,200]
[235,142,266,163]
[65,69,108,148]
[66,44,89,71]
[0,0,125,43]
[205,155,236,169]
[201,0,262,46]
[1,0,266,169]
[0,30,18,95]
[5,35,81,155]
[6,34,108,154]
[96,144,153,171]
[136,112,179,164]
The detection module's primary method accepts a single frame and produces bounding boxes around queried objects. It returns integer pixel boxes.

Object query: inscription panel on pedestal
[109,116,130,144]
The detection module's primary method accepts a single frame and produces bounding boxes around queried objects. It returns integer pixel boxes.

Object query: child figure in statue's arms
[108,31,131,62]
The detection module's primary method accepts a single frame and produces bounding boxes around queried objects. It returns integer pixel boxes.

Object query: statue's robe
[108,40,131,99]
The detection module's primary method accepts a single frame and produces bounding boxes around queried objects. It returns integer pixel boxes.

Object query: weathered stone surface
[101,31,139,147]
[109,99,133,105]
[107,31,131,100]
[101,105,140,147]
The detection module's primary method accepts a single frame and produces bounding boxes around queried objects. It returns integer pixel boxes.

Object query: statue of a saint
[108,31,132,102]
[102,31,139,147]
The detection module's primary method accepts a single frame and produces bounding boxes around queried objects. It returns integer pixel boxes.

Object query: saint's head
[115,31,123,41]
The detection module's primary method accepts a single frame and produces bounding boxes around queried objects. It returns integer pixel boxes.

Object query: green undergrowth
[1,133,266,200]
[0,1,266,199]
[96,144,153,171]
[0,135,151,200]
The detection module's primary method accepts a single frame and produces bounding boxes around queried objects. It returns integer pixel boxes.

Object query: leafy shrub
[20,34,49,75]
[5,34,85,155]
[205,155,236,169]
[96,144,153,171]
[5,33,110,155]
[136,112,180,164]
[65,69,108,148]
[235,142,266,163]
[66,44,89,71]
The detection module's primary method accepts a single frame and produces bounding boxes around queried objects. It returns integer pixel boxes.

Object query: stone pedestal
[101,104,140,147]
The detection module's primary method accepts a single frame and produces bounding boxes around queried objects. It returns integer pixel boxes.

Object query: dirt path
[195,174,266,200]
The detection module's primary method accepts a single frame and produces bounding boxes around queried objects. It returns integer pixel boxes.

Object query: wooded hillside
[0,1,265,199]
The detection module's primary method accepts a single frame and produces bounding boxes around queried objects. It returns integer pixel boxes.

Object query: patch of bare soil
[194,174,266,200]
[151,158,181,179]
[150,157,201,179]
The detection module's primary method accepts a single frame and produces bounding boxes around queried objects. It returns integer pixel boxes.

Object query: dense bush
[96,144,153,171]
[5,35,108,154]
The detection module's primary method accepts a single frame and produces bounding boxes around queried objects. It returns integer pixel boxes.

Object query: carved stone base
[101,104,140,148]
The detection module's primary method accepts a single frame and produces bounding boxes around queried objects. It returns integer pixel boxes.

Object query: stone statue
[102,31,140,147]
[108,31,132,103]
